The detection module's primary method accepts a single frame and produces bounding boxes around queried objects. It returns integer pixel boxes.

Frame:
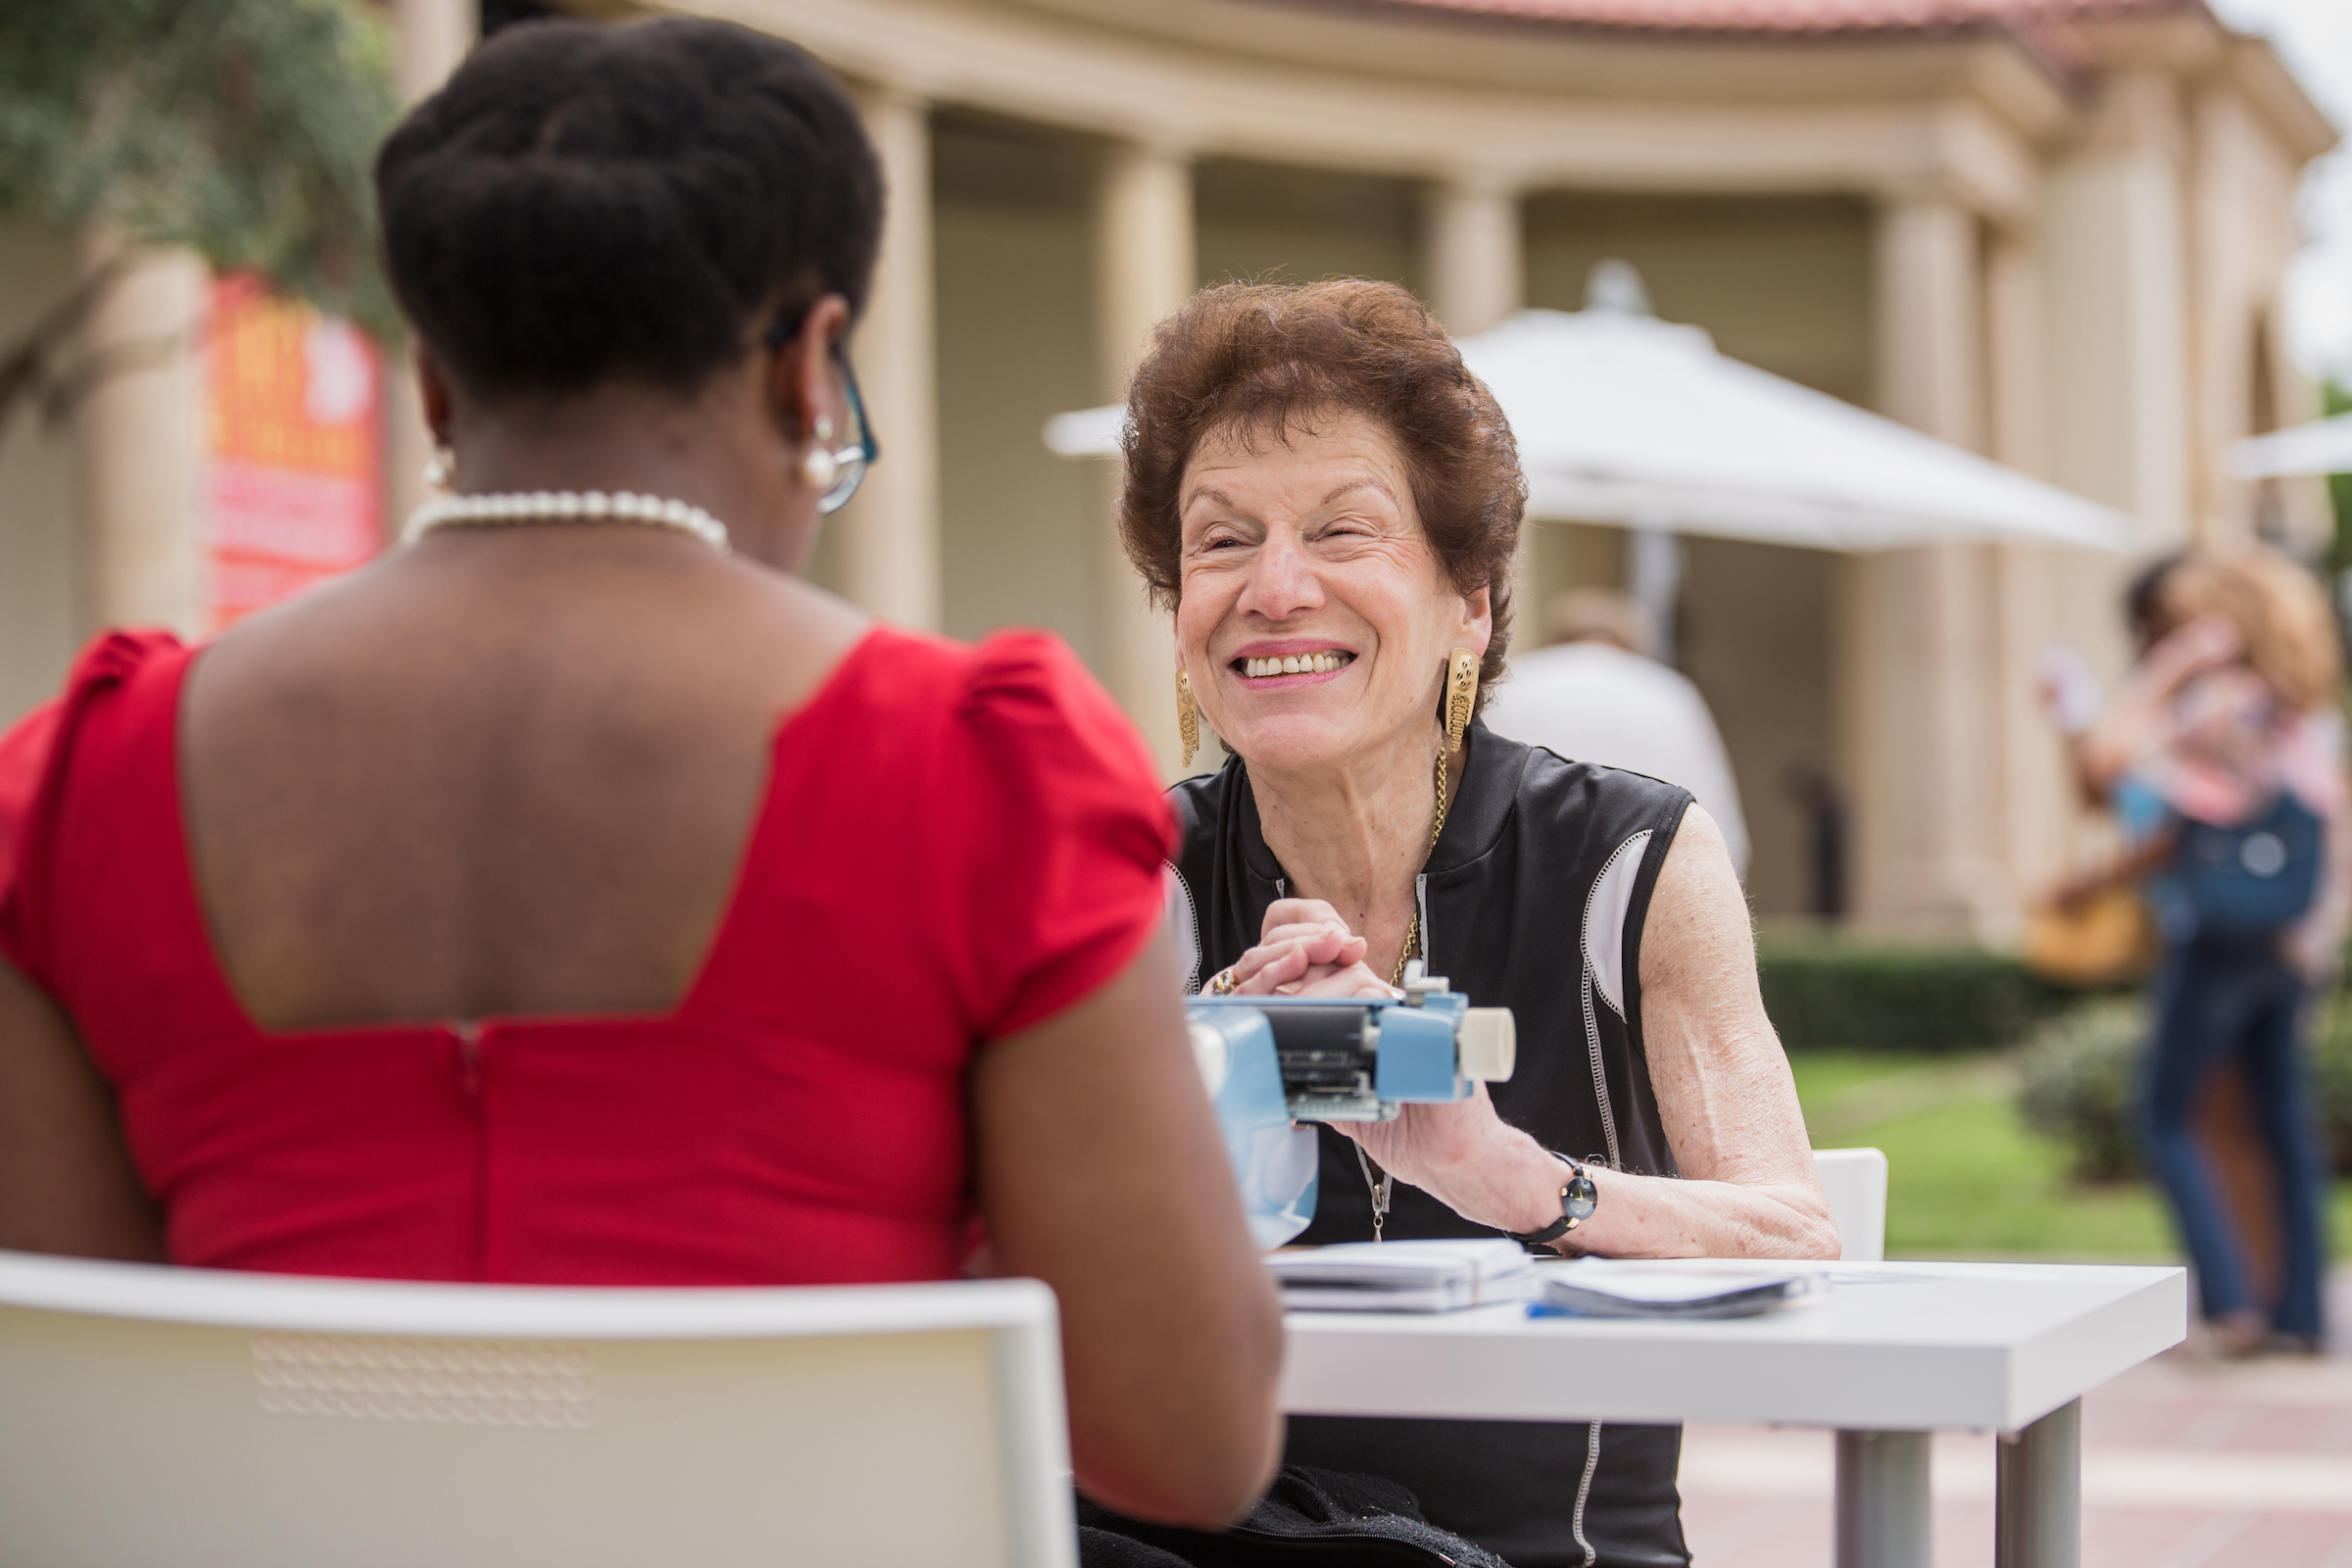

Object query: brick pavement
[1673,1268,2352,1567]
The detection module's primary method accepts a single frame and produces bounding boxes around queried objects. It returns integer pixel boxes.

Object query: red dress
[0,625,1170,1286]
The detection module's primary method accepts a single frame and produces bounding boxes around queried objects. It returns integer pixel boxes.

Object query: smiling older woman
[1121,281,1838,1568]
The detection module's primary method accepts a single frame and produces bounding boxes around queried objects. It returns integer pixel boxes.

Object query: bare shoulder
[200,535,869,723]
[725,554,871,689]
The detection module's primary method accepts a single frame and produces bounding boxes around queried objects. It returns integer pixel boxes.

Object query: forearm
[975,939,1283,1528]
[1405,1114,1838,1261]
[2057,825,2176,904]
[2063,734,2117,808]
[0,958,164,1261]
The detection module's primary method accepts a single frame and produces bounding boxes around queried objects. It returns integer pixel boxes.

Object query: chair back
[1811,1147,1888,1262]
[0,1250,1076,1568]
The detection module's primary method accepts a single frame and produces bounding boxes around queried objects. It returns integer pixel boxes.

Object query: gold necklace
[1386,742,1455,988]
[1362,739,1457,1244]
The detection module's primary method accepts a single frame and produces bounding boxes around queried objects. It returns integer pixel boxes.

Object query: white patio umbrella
[2230,411,2352,478]
[1043,305,2134,554]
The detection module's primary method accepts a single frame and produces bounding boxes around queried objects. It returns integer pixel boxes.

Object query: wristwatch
[1508,1152,1598,1248]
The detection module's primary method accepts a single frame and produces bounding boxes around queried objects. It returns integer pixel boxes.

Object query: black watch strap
[1508,1153,1599,1247]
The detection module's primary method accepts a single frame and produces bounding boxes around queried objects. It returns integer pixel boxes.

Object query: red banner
[203,275,382,629]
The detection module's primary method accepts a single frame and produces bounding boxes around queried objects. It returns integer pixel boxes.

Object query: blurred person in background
[1483,586,1749,878]
[0,18,1282,1524]
[2027,557,2180,986]
[1123,279,1835,1568]
[2054,545,2346,1354]
[2041,553,2184,810]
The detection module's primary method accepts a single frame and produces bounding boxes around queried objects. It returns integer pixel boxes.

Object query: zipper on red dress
[451,1018,489,1279]
[453,1017,484,1102]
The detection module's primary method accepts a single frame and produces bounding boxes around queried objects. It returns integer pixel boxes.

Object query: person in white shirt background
[1484,588,1750,878]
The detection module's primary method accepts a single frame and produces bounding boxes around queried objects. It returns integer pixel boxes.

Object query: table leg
[1995,1398,2081,1568]
[1834,1429,1930,1568]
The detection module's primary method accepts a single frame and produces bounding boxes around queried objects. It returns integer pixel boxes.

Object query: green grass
[1790,1051,2352,1261]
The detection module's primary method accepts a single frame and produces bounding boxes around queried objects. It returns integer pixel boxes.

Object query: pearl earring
[422,446,454,491]
[800,416,838,492]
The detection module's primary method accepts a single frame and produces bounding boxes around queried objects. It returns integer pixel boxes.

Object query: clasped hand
[1223,900,1564,1241]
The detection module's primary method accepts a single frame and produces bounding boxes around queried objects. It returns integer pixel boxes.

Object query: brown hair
[1116,279,1526,712]
[2159,544,2341,712]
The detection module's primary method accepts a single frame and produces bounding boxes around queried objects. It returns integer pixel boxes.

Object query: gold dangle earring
[1176,667,1200,771]
[1445,648,1478,754]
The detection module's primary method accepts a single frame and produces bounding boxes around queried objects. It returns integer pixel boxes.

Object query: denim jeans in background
[2138,940,2330,1339]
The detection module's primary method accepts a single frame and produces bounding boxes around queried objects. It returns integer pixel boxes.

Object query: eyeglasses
[763,306,881,514]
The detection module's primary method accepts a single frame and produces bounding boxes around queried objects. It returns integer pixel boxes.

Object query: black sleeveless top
[1167,723,1694,1568]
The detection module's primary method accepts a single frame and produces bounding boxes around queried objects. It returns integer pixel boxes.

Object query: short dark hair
[1117,280,1525,712]
[376,17,882,401]
[2125,552,2182,642]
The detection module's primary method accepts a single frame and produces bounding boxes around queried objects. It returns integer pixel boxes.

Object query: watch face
[1563,1169,1598,1223]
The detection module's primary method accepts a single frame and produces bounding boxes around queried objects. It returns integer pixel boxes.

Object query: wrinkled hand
[1227,899,1396,999]
[1331,1085,1561,1238]
[1332,1088,1494,1184]
[1232,902,1562,1236]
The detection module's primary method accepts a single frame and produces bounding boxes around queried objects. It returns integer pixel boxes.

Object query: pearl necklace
[402,490,730,553]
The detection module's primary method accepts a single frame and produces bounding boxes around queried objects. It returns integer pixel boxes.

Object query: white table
[1280,1260,2186,1568]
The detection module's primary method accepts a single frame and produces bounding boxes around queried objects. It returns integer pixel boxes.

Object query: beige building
[0,0,2333,940]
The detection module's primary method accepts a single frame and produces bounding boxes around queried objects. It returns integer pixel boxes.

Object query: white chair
[1811,1147,1889,1262]
[0,1250,1077,1568]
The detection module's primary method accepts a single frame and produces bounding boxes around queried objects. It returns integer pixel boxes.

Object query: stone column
[1838,194,2007,938]
[0,227,84,721]
[388,0,472,102]
[1422,176,1522,338]
[1424,175,1533,632]
[1874,199,1984,450]
[1984,235,2049,484]
[1094,141,1196,779]
[74,236,207,636]
[381,0,475,540]
[838,88,942,629]
[1984,232,2077,908]
[2042,71,2192,547]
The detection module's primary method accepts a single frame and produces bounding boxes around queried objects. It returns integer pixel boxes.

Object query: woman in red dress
[0,18,1279,1526]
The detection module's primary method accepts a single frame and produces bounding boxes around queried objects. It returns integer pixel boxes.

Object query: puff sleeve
[943,631,1174,1041]
[0,630,184,988]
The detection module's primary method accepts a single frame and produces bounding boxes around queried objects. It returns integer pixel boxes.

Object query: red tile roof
[1299,0,2199,74]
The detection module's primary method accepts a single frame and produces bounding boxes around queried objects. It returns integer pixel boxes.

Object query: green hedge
[2015,1000,2146,1181]
[2018,996,2352,1179]
[1755,939,2081,1054]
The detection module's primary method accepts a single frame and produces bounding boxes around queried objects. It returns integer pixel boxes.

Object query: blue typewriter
[1187,968,1516,1249]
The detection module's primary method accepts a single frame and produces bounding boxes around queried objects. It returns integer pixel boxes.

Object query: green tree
[0,0,400,429]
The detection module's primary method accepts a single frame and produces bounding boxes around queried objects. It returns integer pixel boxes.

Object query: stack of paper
[1268,1241,1539,1313]
[1536,1259,1832,1320]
